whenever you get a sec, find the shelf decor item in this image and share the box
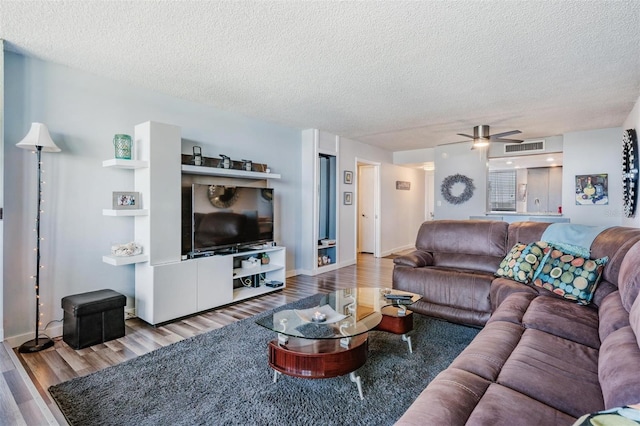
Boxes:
[112,191,141,210]
[16,122,61,353]
[113,134,132,160]
[111,242,143,257]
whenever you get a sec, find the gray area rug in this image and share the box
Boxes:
[49,294,479,425]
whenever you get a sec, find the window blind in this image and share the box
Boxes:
[489,170,516,211]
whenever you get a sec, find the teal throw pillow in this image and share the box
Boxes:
[495,241,549,284]
[532,245,608,305]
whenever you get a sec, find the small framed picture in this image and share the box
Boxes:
[112,191,141,210]
[344,170,353,184]
[344,192,353,205]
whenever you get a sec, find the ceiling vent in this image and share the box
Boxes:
[504,139,545,154]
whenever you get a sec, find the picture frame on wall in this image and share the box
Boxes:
[344,192,353,205]
[112,191,141,210]
[344,170,353,184]
[575,174,608,205]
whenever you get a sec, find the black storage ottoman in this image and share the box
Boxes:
[62,289,126,350]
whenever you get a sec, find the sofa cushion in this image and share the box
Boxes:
[618,240,640,312]
[394,368,491,426]
[393,266,493,314]
[490,278,539,311]
[449,321,524,382]
[507,221,552,248]
[497,328,603,418]
[522,296,600,349]
[466,384,577,426]
[495,241,549,284]
[532,246,608,305]
[415,219,508,259]
[599,326,640,409]
[599,291,631,343]
[591,227,640,289]
[392,250,434,268]
[487,291,537,325]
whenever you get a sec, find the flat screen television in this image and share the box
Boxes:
[183,184,274,256]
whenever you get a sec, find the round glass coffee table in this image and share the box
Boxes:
[255,287,422,399]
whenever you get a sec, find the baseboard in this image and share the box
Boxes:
[381,244,414,257]
[3,324,64,349]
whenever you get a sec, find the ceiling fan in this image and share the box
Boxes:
[457,125,523,148]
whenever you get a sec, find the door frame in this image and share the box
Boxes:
[355,158,381,258]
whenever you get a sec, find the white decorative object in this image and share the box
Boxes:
[241,257,260,269]
[111,242,143,257]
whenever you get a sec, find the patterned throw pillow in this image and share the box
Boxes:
[495,241,550,284]
[531,245,608,305]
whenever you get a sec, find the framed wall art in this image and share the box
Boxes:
[344,192,353,205]
[344,170,353,184]
[112,191,141,210]
[575,174,608,205]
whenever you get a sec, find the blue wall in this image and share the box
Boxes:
[3,52,302,340]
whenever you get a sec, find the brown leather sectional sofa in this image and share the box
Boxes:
[393,220,640,425]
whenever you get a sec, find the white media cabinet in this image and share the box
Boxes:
[108,121,285,325]
[135,246,286,325]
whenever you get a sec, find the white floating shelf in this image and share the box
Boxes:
[181,165,281,179]
[103,209,149,216]
[102,254,149,266]
[103,159,149,169]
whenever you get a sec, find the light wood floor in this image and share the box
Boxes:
[2,253,399,425]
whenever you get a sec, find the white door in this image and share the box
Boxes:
[425,170,435,221]
[358,166,375,253]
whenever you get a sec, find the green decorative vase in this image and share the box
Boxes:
[113,134,132,159]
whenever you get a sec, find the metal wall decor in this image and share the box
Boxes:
[208,185,239,208]
[441,174,475,205]
[622,128,638,217]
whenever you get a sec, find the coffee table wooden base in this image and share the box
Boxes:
[268,333,369,399]
[375,306,414,353]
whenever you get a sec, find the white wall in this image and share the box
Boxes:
[339,137,425,261]
[562,127,623,226]
[379,164,425,255]
[3,52,301,341]
[622,94,640,228]
[434,143,488,219]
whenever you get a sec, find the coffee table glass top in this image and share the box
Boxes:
[255,288,421,340]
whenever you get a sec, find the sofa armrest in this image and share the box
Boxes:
[393,250,434,268]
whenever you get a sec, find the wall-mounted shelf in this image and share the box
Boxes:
[103,159,149,169]
[181,164,281,179]
[103,209,149,216]
[102,254,149,266]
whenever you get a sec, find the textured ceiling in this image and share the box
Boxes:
[1,1,640,151]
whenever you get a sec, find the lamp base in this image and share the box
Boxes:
[18,337,55,353]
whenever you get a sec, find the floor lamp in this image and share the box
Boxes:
[16,123,61,353]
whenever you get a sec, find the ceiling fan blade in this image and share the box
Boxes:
[456,133,475,139]
[491,138,524,143]
[490,130,522,139]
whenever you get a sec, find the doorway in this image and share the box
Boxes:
[356,160,380,258]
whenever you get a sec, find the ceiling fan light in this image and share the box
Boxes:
[473,139,490,148]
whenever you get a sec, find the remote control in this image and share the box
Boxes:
[384,294,413,300]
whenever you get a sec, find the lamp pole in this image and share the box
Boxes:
[19,145,54,353]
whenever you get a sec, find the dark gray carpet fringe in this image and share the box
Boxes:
[49,295,479,426]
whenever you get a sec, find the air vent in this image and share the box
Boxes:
[504,139,545,154]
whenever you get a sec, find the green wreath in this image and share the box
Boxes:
[441,174,475,205]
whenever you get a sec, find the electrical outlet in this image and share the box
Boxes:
[124,307,137,320]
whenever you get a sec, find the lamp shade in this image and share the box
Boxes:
[16,123,61,152]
